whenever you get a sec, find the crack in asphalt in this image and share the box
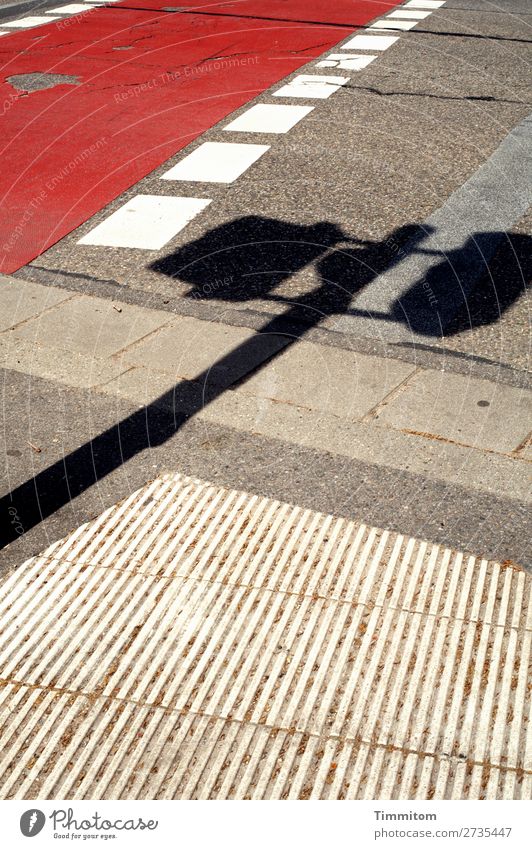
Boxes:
[343,82,531,106]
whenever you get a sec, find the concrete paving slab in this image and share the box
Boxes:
[120,316,288,385]
[376,369,532,453]
[0,335,127,388]
[11,293,171,358]
[14,260,532,390]
[0,274,72,331]
[1,366,529,574]
[197,385,531,502]
[93,357,532,504]
[238,340,416,418]
[3,687,517,800]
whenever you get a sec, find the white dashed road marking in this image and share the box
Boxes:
[161,142,270,184]
[388,9,432,17]
[316,53,377,71]
[60,1,445,260]
[370,19,420,30]
[46,4,96,13]
[3,15,61,27]
[273,74,349,99]
[405,0,444,8]
[224,103,314,134]
[77,195,212,249]
[342,34,400,51]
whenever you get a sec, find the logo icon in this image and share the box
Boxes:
[20,810,46,837]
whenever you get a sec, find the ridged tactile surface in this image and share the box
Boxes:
[0,472,530,799]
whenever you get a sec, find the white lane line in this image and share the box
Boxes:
[3,16,61,26]
[161,142,270,184]
[223,104,314,134]
[273,74,349,100]
[46,3,96,12]
[388,9,432,18]
[77,195,211,250]
[342,34,399,51]
[405,0,445,7]
[370,19,420,31]
[69,0,412,263]
[316,53,377,71]
[0,31,8,36]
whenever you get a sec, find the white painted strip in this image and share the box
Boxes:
[316,53,377,71]
[274,74,349,100]
[3,15,60,26]
[77,195,211,249]
[342,34,399,51]
[161,142,270,184]
[223,104,314,134]
[388,9,432,18]
[370,19,420,30]
[46,4,96,12]
[405,0,445,7]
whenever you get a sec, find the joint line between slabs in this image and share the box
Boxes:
[0,675,527,779]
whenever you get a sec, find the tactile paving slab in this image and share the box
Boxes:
[0,472,530,799]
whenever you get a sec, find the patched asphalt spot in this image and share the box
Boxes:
[6,73,81,93]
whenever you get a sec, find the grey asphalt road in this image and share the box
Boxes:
[0,0,56,16]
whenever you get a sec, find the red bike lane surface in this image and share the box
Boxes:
[0,1,395,272]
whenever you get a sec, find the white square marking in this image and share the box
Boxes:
[316,53,377,71]
[341,34,399,51]
[388,9,431,18]
[273,74,349,99]
[405,0,444,7]
[46,4,96,12]
[78,195,212,249]
[3,15,61,27]
[223,104,314,134]
[161,142,270,184]
[370,19,419,30]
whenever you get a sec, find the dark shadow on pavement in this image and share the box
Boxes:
[390,231,531,337]
[1,217,528,550]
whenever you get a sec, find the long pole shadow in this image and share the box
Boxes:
[0,302,339,547]
[0,217,397,548]
[2,217,527,549]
